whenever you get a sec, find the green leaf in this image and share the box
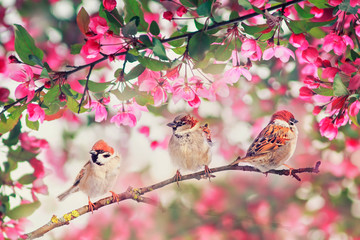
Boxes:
[29,55,43,67]
[152,38,168,60]
[288,18,337,34]
[150,21,160,36]
[138,56,171,71]
[202,63,226,74]
[135,93,153,106]
[122,20,137,37]
[67,96,87,113]
[71,44,83,55]
[40,68,50,79]
[7,201,41,220]
[333,77,349,96]
[124,0,148,32]
[339,0,359,14]
[139,35,153,47]
[294,4,315,19]
[125,52,138,63]
[3,121,21,147]
[188,32,211,61]
[237,0,252,10]
[124,64,146,81]
[212,43,233,61]
[350,50,360,61]
[44,85,60,105]
[99,5,123,35]
[180,0,198,7]
[197,1,212,16]
[0,105,26,135]
[14,24,44,66]
[308,0,329,8]
[111,88,138,101]
[308,27,326,39]
[76,7,90,35]
[18,174,36,185]
[78,80,112,92]
[8,147,37,162]
[241,23,268,35]
[172,46,187,55]
[252,6,264,16]
[312,87,334,96]
[168,30,186,47]
[25,115,39,131]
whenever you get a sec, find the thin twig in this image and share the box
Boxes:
[24,161,321,239]
[78,64,94,113]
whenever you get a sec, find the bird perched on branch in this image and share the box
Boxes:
[57,139,121,212]
[230,110,298,174]
[167,114,213,183]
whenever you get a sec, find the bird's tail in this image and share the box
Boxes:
[229,154,269,166]
[57,186,79,201]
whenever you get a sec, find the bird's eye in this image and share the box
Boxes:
[103,153,111,158]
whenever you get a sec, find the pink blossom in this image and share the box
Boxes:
[110,100,148,127]
[103,0,116,11]
[240,39,262,61]
[301,47,318,63]
[319,117,338,140]
[88,16,109,37]
[334,112,349,127]
[198,79,230,101]
[249,0,266,8]
[45,148,67,181]
[224,66,252,83]
[303,75,320,89]
[349,74,360,90]
[27,103,45,123]
[328,0,343,6]
[310,6,323,18]
[323,33,354,55]
[176,6,187,17]
[289,33,308,50]
[350,0,360,6]
[150,137,168,150]
[31,178,48,200]
[81,40,101,58]
[139,76,171,106]
[163,11,173,21]
[9,65,36,103]
[263,45,295,63]
[313,106,323,115]
[322,67,339,81]
[299,86,315,101]
[356,25,360,37]
[340,62,357,75]
[90,97,109,122]
[0,220,26,240]
[19,133,49,153]
[138,126,150,137]
[29,158,45,179]
[0,87,9,102]
[172,77,202,107]
[195,186,226,216]
[349,100,360,116]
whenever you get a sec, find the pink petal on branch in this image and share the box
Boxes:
[319,117,338,140]
[349,100,360,116]
[349,74,360,90]
[111,112,137,127]
[27,103,45,123]
[302,47,318,63]
[176,6,187,17]
[163,11,173,21]
[103,0,116,11]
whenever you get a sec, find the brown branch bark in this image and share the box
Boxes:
[24,161,321,239]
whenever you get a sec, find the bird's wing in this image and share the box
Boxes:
[73,161,90,186]
[246,124,291,156]
[201,123,212,144]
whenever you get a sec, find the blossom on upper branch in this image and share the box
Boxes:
[323,33,354,56]
[9,65,36,103]
[89,97,109,122]
[139,74,171,106]
[103,0,116,11]
[240,39,262,61]
[27,103,45,123]
[263,45,295,63]
[19,133,49,153]
[172,77,203,108]
[110,99,148,127]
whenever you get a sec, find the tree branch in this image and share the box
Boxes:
[24,161,321,239]
[1,0,305,115]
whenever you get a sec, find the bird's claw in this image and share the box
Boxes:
[110,191,120,203]
[174,170,182,187]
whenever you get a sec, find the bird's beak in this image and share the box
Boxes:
[90,150,96,155]
[167,122,176,128]
[293,119,299,124]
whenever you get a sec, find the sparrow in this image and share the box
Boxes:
[167,114,213,184]
[230,110,298,174]
[57,139,121,212]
